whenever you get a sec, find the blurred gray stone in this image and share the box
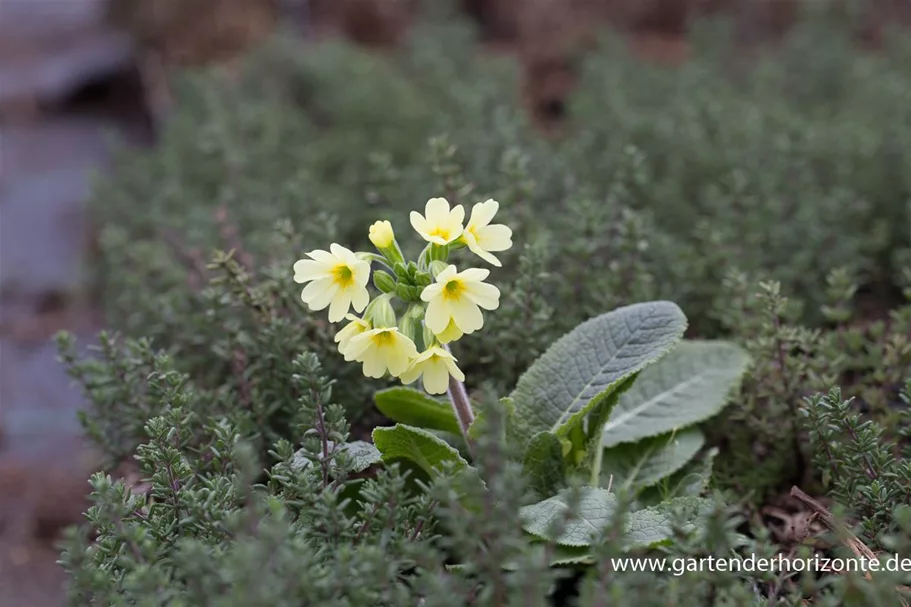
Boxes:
[0,118,129,297]
[0,0,134,108]
[0,337,89,452]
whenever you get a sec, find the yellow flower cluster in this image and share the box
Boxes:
[293,197,512,394]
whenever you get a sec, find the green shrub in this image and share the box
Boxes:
[59,5,911,605]
[57,343,911,605]
[89,11,910,411]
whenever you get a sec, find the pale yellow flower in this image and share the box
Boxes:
[421,265,500,337]
[293,243,371,323]
[399,346,465,395]
[435,319,464,345]
[410,198,465,245]
[334,314,372,361]
[369,220,395,249]
[345,327,419,378]
[459,198,513,267]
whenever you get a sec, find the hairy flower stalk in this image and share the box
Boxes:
[442,342,476,451]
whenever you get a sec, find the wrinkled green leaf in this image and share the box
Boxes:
[372,424,469,478]
[600,428,705,491]
[624,496,713,549]
[340,440,383,472]
[602,340,750,448]
[522,432,567,499]
[637,447,718,507]
[290,440,381,473]
[509,301,687,449]
[374,387,461,435]
[521,487,618,547]
[578,375,638,478]
[550,545,595,566]
[468,397,515,441]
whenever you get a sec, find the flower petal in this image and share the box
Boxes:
[421,283,445,302]
[327,291,351,323]
[444,356,465,382]
[437,265,459,282]
[346,332,374,360]
[410,211,429,236]
[477,224,513,252]
[293,259,331,283]
[436,320,463,344]
[399,363,422,385]
[385,351,412,377]
[467,199,498,229]
[423,361,450,395]
[352,260,371,286]
[350,285,370,313]
[306,249,335,264]
[424,197,451,223]
[427,234,451,246]
[424,298,451,333]
[468,245,502,267]
[457,268,490,283]
[451,298,484,333]
[463,281,500,310]
[329,243,350,261]
[450,204,465,227]
[301,279,336,310]
[361,349,387,378]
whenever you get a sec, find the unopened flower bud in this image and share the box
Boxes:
[364,294,397,328]
[373,270,397,294]
[369,220,394,248]
[395,283,423,302]
[368,220,405,264]
[422,322,436,350]
[393,262,410,281]
[398,307,420,343]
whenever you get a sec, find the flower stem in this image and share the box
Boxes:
[443,344,475,456]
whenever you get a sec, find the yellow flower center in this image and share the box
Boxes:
[428,227,451,240]
[371,330,395,346]
[333,264,354,287]
[443,279,463,300]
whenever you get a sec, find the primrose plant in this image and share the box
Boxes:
[293,197,750,565]
[293,197,511,441]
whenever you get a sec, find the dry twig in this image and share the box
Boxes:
[790,486,911,607]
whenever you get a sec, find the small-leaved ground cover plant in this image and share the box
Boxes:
[54,4,911,605]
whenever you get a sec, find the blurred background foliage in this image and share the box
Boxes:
[82,0,911,498]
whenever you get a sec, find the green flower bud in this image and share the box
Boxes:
[398,305,424,343]
[395,283,421,302]
[428,243,449,262]
[368,220,405,265]
[422,322,437,350]
[372,270,397,294]
[393,262,409,281]
[366,293,397,328]
[418,244,449,271]
[414,270,433,287]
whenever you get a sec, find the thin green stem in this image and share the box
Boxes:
[359,252,393,272]
[590,434,605,487]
